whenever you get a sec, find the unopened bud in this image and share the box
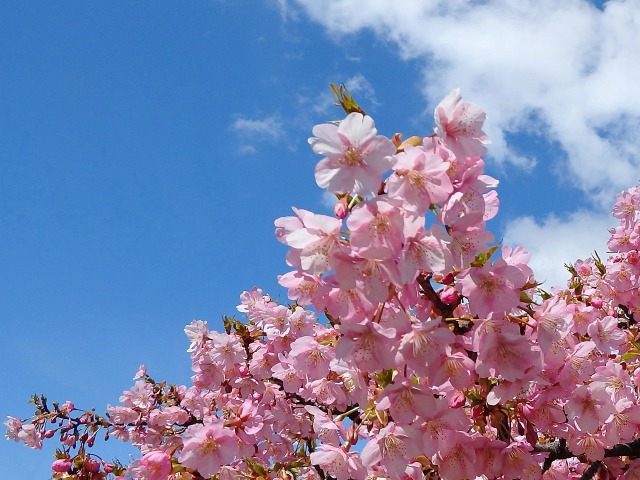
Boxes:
[51,458,72,473]
[84,458,100,473]
[448,391,466,408]
[590,296,603,309]
[334,196,348,220]
[440,285,459,304]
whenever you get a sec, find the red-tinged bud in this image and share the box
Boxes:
[43,429,56,438]
[103,463,114,473]
[84,458,100,473]
[448,391,466,408]
[440,285,459,304]
[52,459,72,473]
[87,433,96,447]
[470,405,484,419]
[443,273,455,284]
[525,422,538,446]
[334,196,348,219]
[346,423,359,445]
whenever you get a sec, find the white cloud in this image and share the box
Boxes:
[268,0,298,21]
[291,0,640,207]
[237,144,257,155]
[344,74,379,108]
[231,116,283,139]
[230,115,285,155]
[502,210,613,289]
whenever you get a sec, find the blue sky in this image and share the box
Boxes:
[2,0,638,477]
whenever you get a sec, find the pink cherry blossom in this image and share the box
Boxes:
[275,207,342,274]
[310,112,395,196]
[346,197,406,260]
[587,315,626,354]
[137,450,172,480]
[335,321,397,372]
[360,423,421,477]
[386,145,453,214]
[457,258,527,317]
[564,384,616,433]
[310,444,365,480]
[434,88,490,159]
[178,421,240,477]
[287,336,334,380]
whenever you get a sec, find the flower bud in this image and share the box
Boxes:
[84,458,100,473]
[62,434,76,447]
[51,459,71,473]
[448,391,466,408]
[334,196,348,220]
[439,285,459,304]
[590,296,603,309]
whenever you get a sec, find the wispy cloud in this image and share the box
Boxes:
[231,115,283,139]
[345,74,379,108]
[230,115,285,154]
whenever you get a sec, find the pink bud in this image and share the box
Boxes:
[43,429,55,439]
[61,401,74,413]
[440,285,459,304]
[51,459,72,473]
[103,463,114,473]
[62,434,76,447]
[590,296,603,309]
[334,197,348,219]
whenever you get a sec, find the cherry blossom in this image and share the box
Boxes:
[434,88,490,159]
[11,85,640,480]
[311,112,395,196]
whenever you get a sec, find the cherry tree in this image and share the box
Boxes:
[8,84,640,480]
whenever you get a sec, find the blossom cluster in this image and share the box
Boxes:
[8,85,640,480]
